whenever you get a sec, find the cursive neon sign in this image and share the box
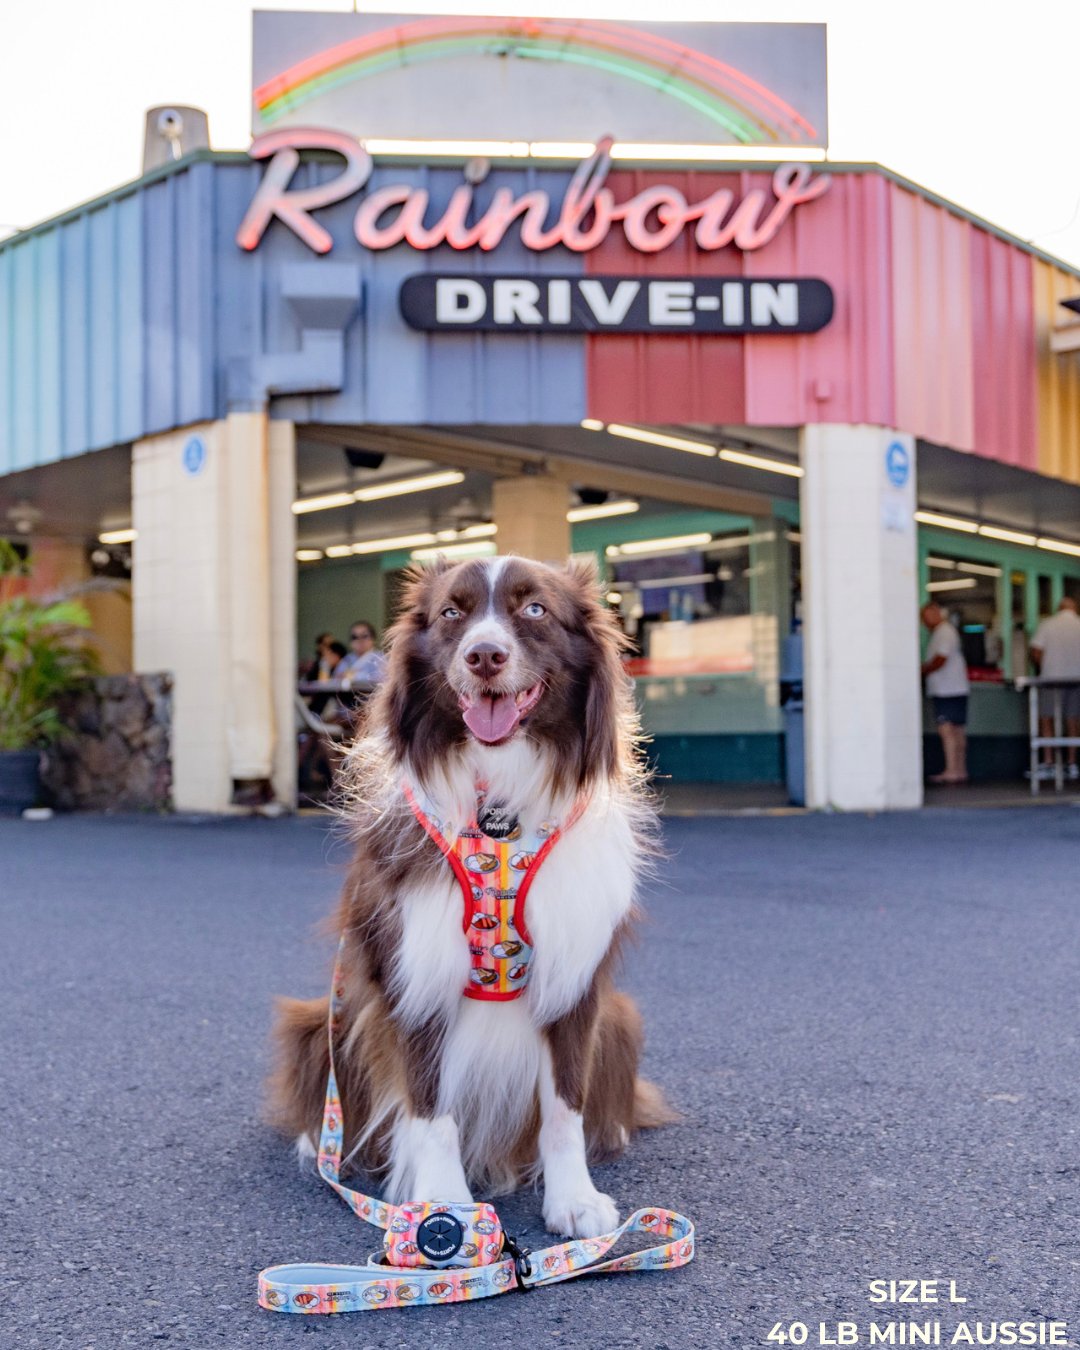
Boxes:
[236,129,830,257]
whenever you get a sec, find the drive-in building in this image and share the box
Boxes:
[3,14,1080,812]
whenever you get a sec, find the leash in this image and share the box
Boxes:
[259,942,695,1313]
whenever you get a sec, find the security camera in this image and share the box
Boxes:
[464,157,491,186]
[157,108,184,137]
[157,108,185,160]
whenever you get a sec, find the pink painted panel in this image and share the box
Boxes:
[743,171,895,427]
[969,229,1037,469]
[889,184,975,451]
[586,169,747,426]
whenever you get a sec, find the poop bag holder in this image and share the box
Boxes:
[258,939,695,1313]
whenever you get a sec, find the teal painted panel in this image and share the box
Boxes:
[921,686,1027,737]
[649,733,784,784]
[636,673,782,736]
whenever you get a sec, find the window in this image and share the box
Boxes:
[925,554,1002,674]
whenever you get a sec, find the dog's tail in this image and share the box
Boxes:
[633,1076,679,1129]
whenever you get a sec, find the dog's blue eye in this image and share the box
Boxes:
[523,602,546,619]
[441,607,461,620]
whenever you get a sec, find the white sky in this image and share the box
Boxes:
[4,0,1080,270]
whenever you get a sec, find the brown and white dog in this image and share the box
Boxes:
[271,554,672,1238]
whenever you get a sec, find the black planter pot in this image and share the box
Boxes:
[0,748,42,815]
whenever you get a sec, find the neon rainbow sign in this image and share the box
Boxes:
[254,16,819,146]
[236,131,831,257]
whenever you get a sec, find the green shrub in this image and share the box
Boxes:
[0,541,99,751]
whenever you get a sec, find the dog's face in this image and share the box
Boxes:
[377,555,631,790]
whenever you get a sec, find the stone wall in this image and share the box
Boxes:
[41,673,172,811]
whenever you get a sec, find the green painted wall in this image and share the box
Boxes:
[296,557,387,662]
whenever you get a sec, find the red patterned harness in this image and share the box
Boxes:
[404,783,582,1002]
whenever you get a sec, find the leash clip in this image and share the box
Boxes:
[502,1233,533,1288]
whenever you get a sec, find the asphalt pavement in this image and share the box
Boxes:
[3,806,1080,1348]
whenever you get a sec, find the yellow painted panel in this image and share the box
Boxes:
[1034,258,1080,484]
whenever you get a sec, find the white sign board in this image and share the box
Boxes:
[252,12,828,149]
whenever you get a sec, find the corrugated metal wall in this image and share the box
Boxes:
[213,158,586,427]
[3,153,1080,484]
[1033,257,1080,484]
[0,191,145,471]
[585,170,899,429]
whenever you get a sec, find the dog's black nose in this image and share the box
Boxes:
[465,641,509,680]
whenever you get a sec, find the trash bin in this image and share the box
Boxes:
[780,630,805,807]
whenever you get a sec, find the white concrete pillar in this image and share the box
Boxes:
[492,475,570,561]
[799,425,922,810]
[133,415,296,812]
[268,420,298,808]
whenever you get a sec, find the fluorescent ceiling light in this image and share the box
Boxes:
[605,424,717,457]
[926,556,958,569]
[411,540,498,561]
[926,578,978,592]
[292,491,354,515]
[353,470,464,502]
[294,472,466,514]
[460,523,498,538]
[637,573,714,588]
[608,533,712,557]
[98,528,137,545]
[325,544,353,558]
[956,561,1003,577]
[567,500,640,523]
[978,524,1037,546]
[352,532,437,555]
[718,447,803,478]
[1037,537,1080,557]
[914,511,979,534]
[580,418,605,432]
[295,549,324,562]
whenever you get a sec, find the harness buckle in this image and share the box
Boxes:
[502,1233,533,1289]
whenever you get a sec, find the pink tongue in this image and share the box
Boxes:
[463,694,522,744]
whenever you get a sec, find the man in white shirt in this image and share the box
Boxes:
[1030,597,1080,779]
[920,602,970,784]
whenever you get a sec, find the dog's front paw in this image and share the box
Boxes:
[543,1187,619,1238]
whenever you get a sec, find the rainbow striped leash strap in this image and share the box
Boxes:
[257,941,695,1313]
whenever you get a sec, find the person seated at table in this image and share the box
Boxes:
[301,631,340,718]
[306,639,346,716]
[336,620,388,686]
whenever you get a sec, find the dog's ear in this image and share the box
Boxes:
[562,552,601,592]
[390,558,454,630]
[559,553,634,785]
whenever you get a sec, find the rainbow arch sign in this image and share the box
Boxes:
[252,13,827,149]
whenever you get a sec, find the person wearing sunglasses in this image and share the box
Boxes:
[337,620,388,687]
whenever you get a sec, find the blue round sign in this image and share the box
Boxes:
[885,440,909,488]
[182,435,207,477]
